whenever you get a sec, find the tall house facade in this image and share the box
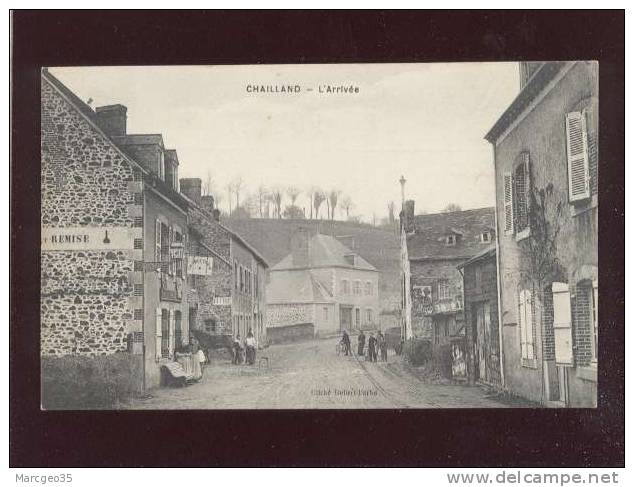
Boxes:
[486,61,598,407]
[400,202,496,375]
[181,178,269,347]
[267,229,380,338]
[41,69,190,391]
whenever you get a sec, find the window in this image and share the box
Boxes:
[353,280,361,295]
[437,280,450,300]
[513,153,531,234]
[518,289,535,362]
[344,254,355,266]
[155,219,162,263]
[365,281,373,296]
[158,151,165,181]
[234,262,238,290]
[503,172,514,234]
[323,307,329,322]
[341,279,349,295]
[566,111,591,202]
[161,309,170,358]
[355,308,360,328]
[481,231,492,243]
[445,234,456,246]
[366,309,373,324]
[174,311,182,350]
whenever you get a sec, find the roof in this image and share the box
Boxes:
[485,62,570,143]
[272,233,377,271]
[457,244,496,269]
[111,134,164,147]
[267,271,334,305]
[405,207,495,261]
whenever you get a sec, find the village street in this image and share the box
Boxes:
[125,338,521,409]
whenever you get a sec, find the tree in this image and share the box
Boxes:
[270,187,283,219]
[442,203,462,213]
[232,175,244,209]
[287,186,301,206]
[387,201,396,224]
[341,196,354,219]
[231,205,251,220]
[282,205,304,219]
[256,184,268,218]
[313,189,326,219]
[328,189,341,220]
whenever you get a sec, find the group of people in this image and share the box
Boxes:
[340,329,388,362]
[232,330,258,366]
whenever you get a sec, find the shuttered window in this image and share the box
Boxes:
[552,282,574,366]
[155,308,163,361]
[503,172,514,235]
[518,289,535,361]
[566,111,591,202]
[514,153,531,233]
[155,219,161,263]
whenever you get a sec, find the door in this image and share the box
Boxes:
[340,306,352,332]
[475,304,487,381]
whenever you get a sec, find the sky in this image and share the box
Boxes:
[51,64,519,222]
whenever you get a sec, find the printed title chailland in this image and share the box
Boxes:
[246,84,360,94]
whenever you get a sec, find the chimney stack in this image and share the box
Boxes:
[201,195,215,215]
[290,227,311,267]
[95,104,127,137]
[180,178,202,205]
[212,209,220,222]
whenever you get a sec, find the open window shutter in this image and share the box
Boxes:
[518,291,526,359]
[155,308,162,360]
[552,282,574,366]
[566,111,591,202]
[155,220,161,262]
[168,309,175,356]
[503,172,514,235]
[525,290,534,359]
[522,152,531,217]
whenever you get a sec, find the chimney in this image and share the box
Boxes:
[212,209,220,222]
[180,178,202,205]
[290,227,311,267]
[95,104,127,136]
[401,199,415,233]
[201,195,215,215]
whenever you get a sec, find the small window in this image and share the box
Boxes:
[344,254,355,266]
[353,280,361,295]
[355,308,360,328]
[341,279,349,295]
[481,231,491,243]
[437,280,450,300]
[323,307,329,322]
[366,309,373,324]
[365,281,373,296]
[445,235,456,246]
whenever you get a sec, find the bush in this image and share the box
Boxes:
[41,353,143,410]
[403,338,432,366]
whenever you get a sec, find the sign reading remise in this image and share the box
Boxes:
[41,227,138,251]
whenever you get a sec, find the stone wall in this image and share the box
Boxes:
[41,75,138,357]
[267,303,312,328]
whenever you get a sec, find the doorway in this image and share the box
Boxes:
[340,306,352,332]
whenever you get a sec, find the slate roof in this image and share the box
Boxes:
[406,207,496,261]
[267,271,334,304]
[272,233,377,271]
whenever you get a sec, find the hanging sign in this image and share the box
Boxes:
[188,255,214,276]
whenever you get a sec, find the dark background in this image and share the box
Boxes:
[10,10,625,467]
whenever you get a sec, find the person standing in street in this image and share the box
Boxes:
[378,331,388,362]
[245,329,257,365]
[232,334,243,365]
[367,333,377,362]
[342,330,351,356]
[357,330,366,356]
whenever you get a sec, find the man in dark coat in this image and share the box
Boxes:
[378,331,388,362]
[341,330,351,356]
[367,333,377,362]
[357,330,366,356]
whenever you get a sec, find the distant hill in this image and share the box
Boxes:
[224,218,401,316]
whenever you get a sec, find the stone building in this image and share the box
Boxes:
[266,229,380,339]
[180,178,269,347]
[41,69,190,393]
[400,202,496,377]
[458,246,502,387]
[485,61,598,407]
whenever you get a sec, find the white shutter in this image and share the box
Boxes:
[566,111,591,202]
[168,309,175,356]
[503,172,514,235]
[168,226,174,275]
[525,290,534,360]
[552,282,574,366]
[518,291,526,359]
[155,308,163,360]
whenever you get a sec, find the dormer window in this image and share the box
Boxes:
[344,254,355,266]
[445,234,457,246]
[481,231,492,243]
